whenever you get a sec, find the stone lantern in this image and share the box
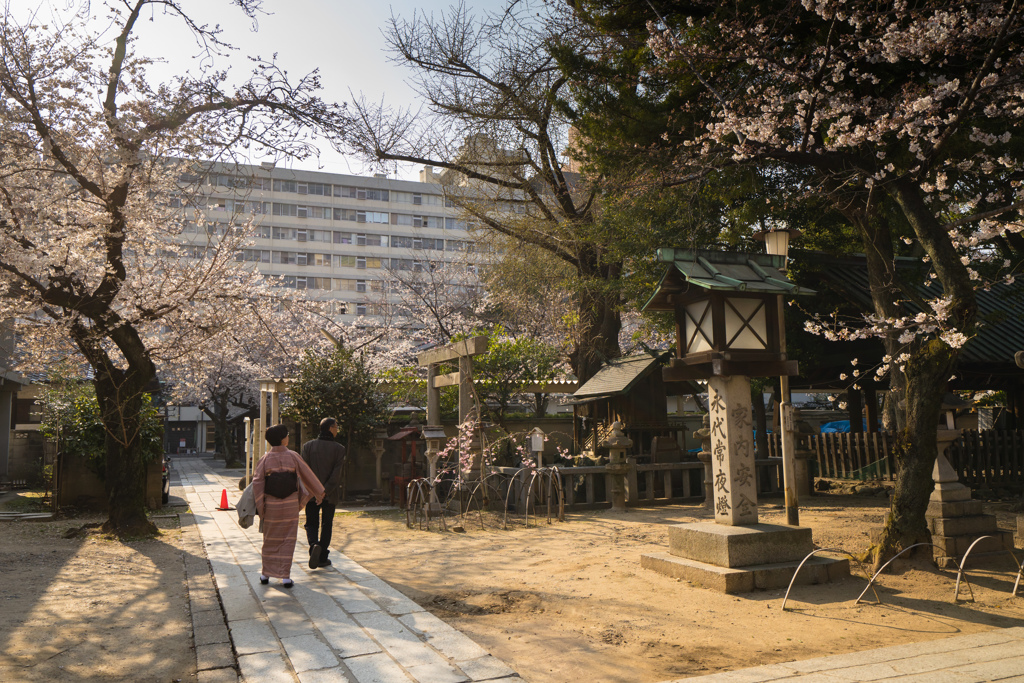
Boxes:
[422,425,448,515]
[642,248,810,525]
[640,248,848,593]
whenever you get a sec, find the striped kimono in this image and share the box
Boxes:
[252,446,325,579]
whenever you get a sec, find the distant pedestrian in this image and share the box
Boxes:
[301,417,347,569]
[252,424,324,587]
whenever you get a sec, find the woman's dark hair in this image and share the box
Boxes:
[265,424,289,447]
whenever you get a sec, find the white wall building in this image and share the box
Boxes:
[178,162,483,323]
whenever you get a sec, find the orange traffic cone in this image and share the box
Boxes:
[217,488,231,511]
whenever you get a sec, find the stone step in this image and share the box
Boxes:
[932,530,1015,558]
[927,499,984,518]
[929,514,998,537]
[642,551,849,594]
[667,522,813,568]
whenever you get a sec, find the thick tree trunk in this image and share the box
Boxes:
[873,339,958,567]
[94,369,158,537]
[533,392,549,418]
[570,259,622,384]
[868,180,977,567]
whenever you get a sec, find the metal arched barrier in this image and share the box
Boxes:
[501,466,565,529]
[953,535,1024,601]
[855,543,971,604]
[781,548,877,611]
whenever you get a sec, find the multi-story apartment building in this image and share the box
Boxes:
[177,162,483,323]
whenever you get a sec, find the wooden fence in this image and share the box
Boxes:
[948,429,1024,488]
[492,458,783,513]
[761,428,1024,487]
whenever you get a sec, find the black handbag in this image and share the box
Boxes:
[264,470,298,499]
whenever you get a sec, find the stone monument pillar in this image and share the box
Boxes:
[708,375,758,524]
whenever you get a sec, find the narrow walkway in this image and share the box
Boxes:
[176,456,519,683]
[672,628,1024,682]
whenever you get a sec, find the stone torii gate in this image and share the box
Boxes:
[417,336,488,490]
[417,335,488,426]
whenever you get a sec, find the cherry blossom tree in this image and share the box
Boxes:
[0,1,348,535]
[565,0,1024,562]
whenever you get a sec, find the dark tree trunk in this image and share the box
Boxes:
[867,180,977,567]
[873,339,958,567]
[570,257,622,384]
[92,360,158,537]
[533,392,549,418]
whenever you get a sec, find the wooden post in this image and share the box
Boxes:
[426,363,440,426]
[864,384,878,433]
[847,389,863,433]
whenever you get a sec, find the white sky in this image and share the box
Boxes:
[7,0,507,179]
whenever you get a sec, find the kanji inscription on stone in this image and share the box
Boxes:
[707,374,759,525]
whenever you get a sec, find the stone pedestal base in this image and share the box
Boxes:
[925,483,1014,568]
[642,522,849,594]
[926,505,1015,568]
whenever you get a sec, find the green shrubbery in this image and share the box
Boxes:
[39,370,163,481]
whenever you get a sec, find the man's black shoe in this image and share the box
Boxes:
[309,544,322,569]
[319,558,332,567]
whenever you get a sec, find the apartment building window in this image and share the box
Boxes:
[169,196,182,208]
[273,203,298,217]
[334,255,356,267]
[272,227,296,240]
[297,206,308,218]
[333,231,352,244]
[356,303,367,316]
[238,249,270,262]
[281,275,296,288]
[392,213,413,226]
[334,302,348,315]
[311,253,330,267]
[356,211,389,224]
[370,280,384,292]
[413,215,442,228]
[356,234,383,247]
[254,226,271,239]
[356,280,367,293]
[273,180,297,193]
[355,257,382,270]
[272,251,297,264]
[297,229,307,242]
[412,193,422,205]
[391,236,413,248]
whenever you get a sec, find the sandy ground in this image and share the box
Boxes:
[332,494,1024,683]
[1,486,1021,683]
[0,506,195,683]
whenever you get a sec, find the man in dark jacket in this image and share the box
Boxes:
[300,417,347,568]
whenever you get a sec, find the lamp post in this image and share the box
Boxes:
[528,427,546,468]
[755,226,802,526]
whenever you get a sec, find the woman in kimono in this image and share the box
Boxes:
[252,424,325,587]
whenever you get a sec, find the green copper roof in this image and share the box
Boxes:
[642,248,815,311]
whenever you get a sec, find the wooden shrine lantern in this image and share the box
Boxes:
[641,248,814,381]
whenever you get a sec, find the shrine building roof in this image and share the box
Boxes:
[573,354,663,402]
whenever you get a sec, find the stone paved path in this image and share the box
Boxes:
[673,626,1024,682]
[175,456,519,683]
